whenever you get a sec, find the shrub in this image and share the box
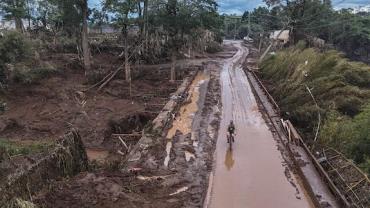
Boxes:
[0,31,57,86]
[0,31,32,65]
[0,31,34,86]
[206,41,222,53]
[261,44,370,174]
[12,63,56,84]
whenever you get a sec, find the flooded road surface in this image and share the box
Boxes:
[208,41,313,208]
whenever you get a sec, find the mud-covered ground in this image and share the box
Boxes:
[0,53,186,147]
[0,51,196,204]
[29,46,236,208]
[0,43,237,207]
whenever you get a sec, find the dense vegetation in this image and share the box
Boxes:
[260,43,370,174]
[252,0,370,175]
[223,0,370,63]
[0,0,223,86]
[0,31,56,87]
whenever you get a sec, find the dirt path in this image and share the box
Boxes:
[207,41,314,208]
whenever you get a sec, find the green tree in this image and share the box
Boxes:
[104,0,137,81]
[90,8,109,33]
[0,0,27,32]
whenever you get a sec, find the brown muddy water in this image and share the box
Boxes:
[207,41,314,208]
[86,148,109,162]
[164,71,210,167]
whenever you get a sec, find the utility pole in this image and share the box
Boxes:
[234,20,237,40]
[230,16,241,40]
[259,20,290,62]
[258,33,262,52]
[248,12,251,37]
[305,84,321,150]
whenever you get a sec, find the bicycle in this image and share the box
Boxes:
[227,132,235,150]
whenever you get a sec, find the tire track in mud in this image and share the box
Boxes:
[207,41,314,208]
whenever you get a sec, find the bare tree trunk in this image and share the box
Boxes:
[15,17,24,32]
[258,36,262,53]
[125,37,131,82]
[26,0,31,29]
[82,0,91,72]
[170,52,176,82]
[137,1,143,35]
[143,0,149,52]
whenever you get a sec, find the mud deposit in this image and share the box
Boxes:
[0,72,176,147]
[30,61,221,208]
[0,49,208,207]
[164,71,209,167]
[0,44,245,207]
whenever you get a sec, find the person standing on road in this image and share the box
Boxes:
[227,120,235,143]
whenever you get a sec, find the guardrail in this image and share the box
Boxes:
[320,149,370,208]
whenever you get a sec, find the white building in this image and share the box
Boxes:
[352,5,370,13]
[270,30,290,44]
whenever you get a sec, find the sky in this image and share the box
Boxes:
[88,0,370,15]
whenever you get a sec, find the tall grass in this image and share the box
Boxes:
[0,139,54,159]
[261,43,370,174]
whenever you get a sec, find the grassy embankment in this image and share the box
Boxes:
[260,42,370,174]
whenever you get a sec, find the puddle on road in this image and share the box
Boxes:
[164,71,209,167]
[164,141,172,167]
[224,148,235,171]
[166,71,209,139]
[86,148,109,162]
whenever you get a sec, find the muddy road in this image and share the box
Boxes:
[1,41,320,208]
[207,41,314,208]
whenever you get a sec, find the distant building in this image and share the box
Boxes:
[351,5,370,14]
[270,30,290,44]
